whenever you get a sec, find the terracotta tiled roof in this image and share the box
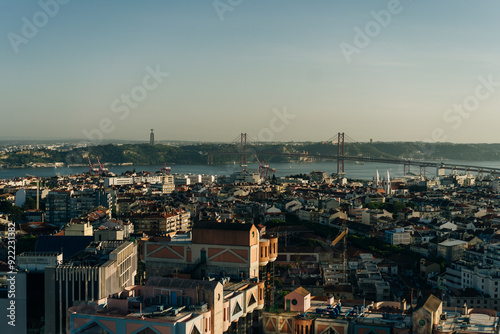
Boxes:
[294,286,310,297]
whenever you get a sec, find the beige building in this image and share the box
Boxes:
[150,175,175,194]
[129,209,191,234]
[297,208,324,224]
[437,239,467,263]
[64,220,93,236]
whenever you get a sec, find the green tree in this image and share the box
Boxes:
[22,197,37,211]
[0,200,23,223]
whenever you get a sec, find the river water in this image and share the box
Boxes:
[2,160,500,181]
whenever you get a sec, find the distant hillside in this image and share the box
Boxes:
[2,142,500,166]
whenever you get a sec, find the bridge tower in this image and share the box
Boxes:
[419,166,426,178]
[337,132,345,174]
[404,160,411,175]
[240,133,247,171]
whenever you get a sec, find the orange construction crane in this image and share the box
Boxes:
[331,225,348,284]
[331,228,348,247]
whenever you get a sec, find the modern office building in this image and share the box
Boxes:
[44,241,138,334]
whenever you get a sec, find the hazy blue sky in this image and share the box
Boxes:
[1,1,500,143]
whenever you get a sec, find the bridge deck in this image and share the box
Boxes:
[208,151,500,173]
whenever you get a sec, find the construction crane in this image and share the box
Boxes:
[330,228,348,247]
[331,224,348,284]
[161,164,171,174]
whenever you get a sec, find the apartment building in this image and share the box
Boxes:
[45,190,71,227]
[446,261,500,301]
[129,209,191,235]
[384,228,412,245]
[437,239,468,263]
[45,189,108,227]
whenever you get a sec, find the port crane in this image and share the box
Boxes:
[161,163,171,174]
[88,156,108,175]
[88,156,100,175]
[96,156,108,173]
[254,154,276,180]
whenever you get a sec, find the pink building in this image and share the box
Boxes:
[285,287,311,312]
[68,277,265,334]
[145,221,278,281]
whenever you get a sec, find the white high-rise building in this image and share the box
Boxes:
[384,170,392,195]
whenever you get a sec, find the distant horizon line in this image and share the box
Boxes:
[3,138,500,145]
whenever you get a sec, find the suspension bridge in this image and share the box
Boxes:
[205,133,500,177]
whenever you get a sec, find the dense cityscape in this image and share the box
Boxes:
[4,1,500,333]
[1,138,500,333]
